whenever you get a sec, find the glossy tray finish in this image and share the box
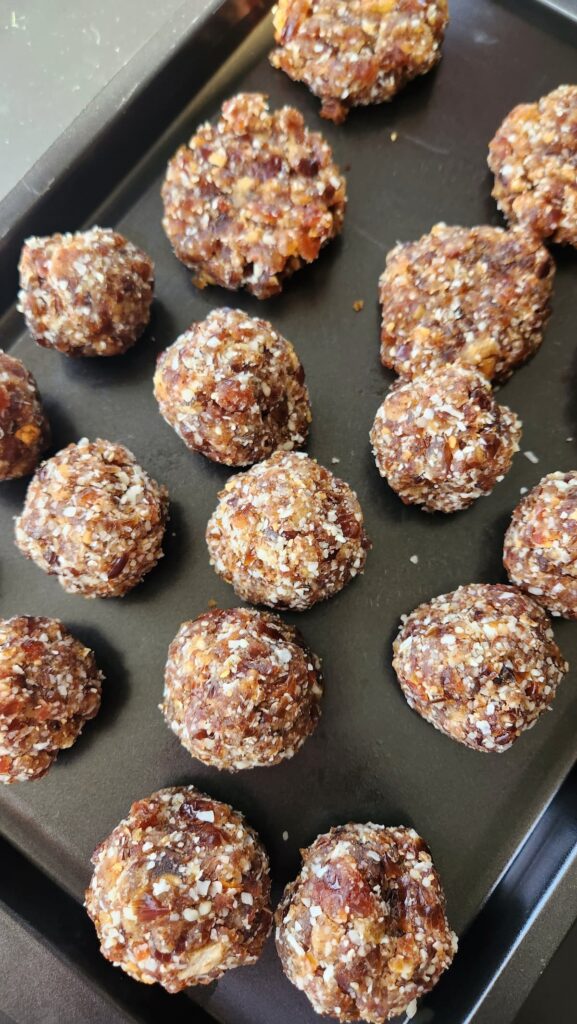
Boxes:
[1,2,577,1022]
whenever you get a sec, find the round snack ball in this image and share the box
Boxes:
[15,438,168,598]
[275,823,457,1023]
[162,607,323,771]
[154,308,311,467]
[206,451,370,610]
[18,227,154,356]
[0,616,102,784]
[0,350,50,480]
[85,786,272,992]
[370,365,522,513]
[161,92,346,299]
[393,583,567,752]
[379,223,554,381]
[504,471,577,618]
[489,85,577,247]
[270,0,449,124]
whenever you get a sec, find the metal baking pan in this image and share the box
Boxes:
[1,1,577,1022]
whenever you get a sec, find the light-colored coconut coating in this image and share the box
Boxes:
[270,0,449,124]
[504,471,577,618]
[393,583,567,752]
[489,85,577,248]
[0,616,102,784]
[18,227,154,357]
[85,786,272,992]
[379,223,554,381]
[206,452,370,610]
[15,438,168,598]
[370,365,522,513]
[161,92,346,299]
[275,823,457,1023]
[162,607,323,771]
[154,308,311,467]
[0,350,50,480]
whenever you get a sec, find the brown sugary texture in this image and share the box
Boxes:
[275,823,457,1022]
[370,365,522,513]
[154,308,311,467]
[504,471,577,619]
[0,350,50,480]
[15,438,168,598]
[393,583,567,752]
[0,616,102,783]
[489,85,577,247]
[162,607,323,771]
[379,223,554,381]
[18,227,154,357]
[161,93,346,298]
[270,0,448,124]
[85,786,272,992]
[206,451,370,610]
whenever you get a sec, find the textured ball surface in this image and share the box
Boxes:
[0,350,50,480]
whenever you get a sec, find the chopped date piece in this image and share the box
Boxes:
[270,0,449,124]
[0,350,50,480]
[161,93,346,298]
[162,607,323,771]
[275,823,457,1022]
[393,583,567,751]
[206,451,370,610]
[85,785,272,992]
[0,616,102,783]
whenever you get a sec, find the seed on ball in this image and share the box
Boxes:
[0,350,50,480]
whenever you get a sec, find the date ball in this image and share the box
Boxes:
[379,223,554,381]
[489,85,577,248]
[15,438,168,598]
[161,92,346,299]
[370,365,522,513]
[85,785,272,992]
[504,471,577,618]
[275,823,457,1023]
[270,0,449,124]
[206,452,370,610]
[154,308,311,467]
[393,583,567,752]
[0,616,102,784]
[162,607,322,771]
[18,227,154,356]
[0,350,50,480]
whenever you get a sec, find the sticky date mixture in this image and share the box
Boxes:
[379,223,554,381]
[275,823,457,1023]
[86,786,272,991]
[161,93,346,298]
[0,616,102,784]
[393,583,567,752]
[0,350,50,480]
[162,607,323,771]
[270,0,449,124]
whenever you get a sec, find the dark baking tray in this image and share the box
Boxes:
[1,1,577,1022]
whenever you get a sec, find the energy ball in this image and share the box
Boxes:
[379,223,554,381]
[370,365,522,513]
[0,616,102,784]
[275,823,457,1023]
[18,227,154,356]
[504,471,577,618]
[154,308,311,467]
[270,0,449,124]
[161,92,346,299]
[15,438,168,598]
[393,583,567,752]
[162,607,323,771]
[206,451,370,610]
[0,350,50,480]
[85,786,272,992]
[489,85,577,248]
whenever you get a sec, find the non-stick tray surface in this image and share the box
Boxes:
[1,2,577,1022]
